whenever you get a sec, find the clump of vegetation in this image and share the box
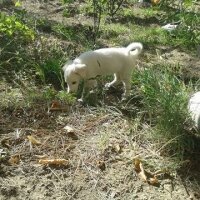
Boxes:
[159,0,200,48]
[0,13,35,40]
[134,65,195,156]
[35,58,64,89]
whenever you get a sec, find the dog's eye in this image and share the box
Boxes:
[72,81,77,85]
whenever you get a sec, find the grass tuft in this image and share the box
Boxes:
[133,65,196,157]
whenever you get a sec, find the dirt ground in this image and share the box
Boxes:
[0,0,200,200]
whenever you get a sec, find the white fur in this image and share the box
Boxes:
[63,42,143,98]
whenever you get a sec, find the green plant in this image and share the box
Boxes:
[89,0,103,46]
[35,58,64,89]
[159,0,200,48]
[56,90,76,104]
[0,12,36,77]
[62,0,73,3]
[42,86,57,101]
[134,65,194,156]
[106,0,125,18]
[0,13,35,40]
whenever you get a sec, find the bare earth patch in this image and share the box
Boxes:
[1,102,200,200]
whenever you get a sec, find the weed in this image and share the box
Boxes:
[0,13,35,40]
[35,58,64,89]
[56,90,76,104]
[134,65,195,156]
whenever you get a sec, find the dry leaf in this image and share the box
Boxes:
[63,126,78,140]
[133,157,147,182]
[149,176,159,185]
[96,160,106,171]
[134,157,141,172]
[133,157,160,185]
[27,135,41,145]
[51,100,61,108]
[151,0,160,5]
[138,162,148,182]
[49,101,68,112]
[8,155,20,165]
[38,158,69,166]
[113,143,122,153]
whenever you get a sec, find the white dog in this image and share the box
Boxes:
[63,42,143,99]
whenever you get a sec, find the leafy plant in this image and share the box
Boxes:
[56,90,76,104]
[0,13,35,40]
[90,0,126,44]
[106,0,125,19]
[62,0,74,3]
[159,0,200,48]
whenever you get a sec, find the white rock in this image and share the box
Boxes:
[161,24,178,31]
[188,92,200,129]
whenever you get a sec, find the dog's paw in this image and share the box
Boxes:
[89,90,95,94]
[77,98,84,103]
[121,92,130,101]
[105,82,112,89]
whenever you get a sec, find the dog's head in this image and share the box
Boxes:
[63,61,86,93]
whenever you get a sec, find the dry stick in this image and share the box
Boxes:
[79,147,100,188]
[109,0,125,18]
[156,135,183,154]
[48,167,71,198]
[68,186,83,200]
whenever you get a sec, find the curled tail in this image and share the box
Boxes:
[126,42,143,56]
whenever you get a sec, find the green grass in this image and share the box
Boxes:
[35,58,64,89]
[133,65,196,157]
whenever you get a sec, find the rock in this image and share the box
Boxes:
[188,92,200,129]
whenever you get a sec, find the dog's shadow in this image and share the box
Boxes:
[79,84,143,118]
[79,86,122,106]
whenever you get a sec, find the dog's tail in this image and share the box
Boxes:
[126,42,143,56]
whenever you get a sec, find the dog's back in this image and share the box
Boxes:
[75,43,142,76]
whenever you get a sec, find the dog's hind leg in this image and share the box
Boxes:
[122,79,131,98]
[84,79,97,94]
[85,79,98,89]
[105,73,121,88]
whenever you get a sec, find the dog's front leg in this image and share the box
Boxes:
[78,79,97,102]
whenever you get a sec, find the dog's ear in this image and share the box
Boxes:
[62,60,73,71]
[74,63,86,78]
